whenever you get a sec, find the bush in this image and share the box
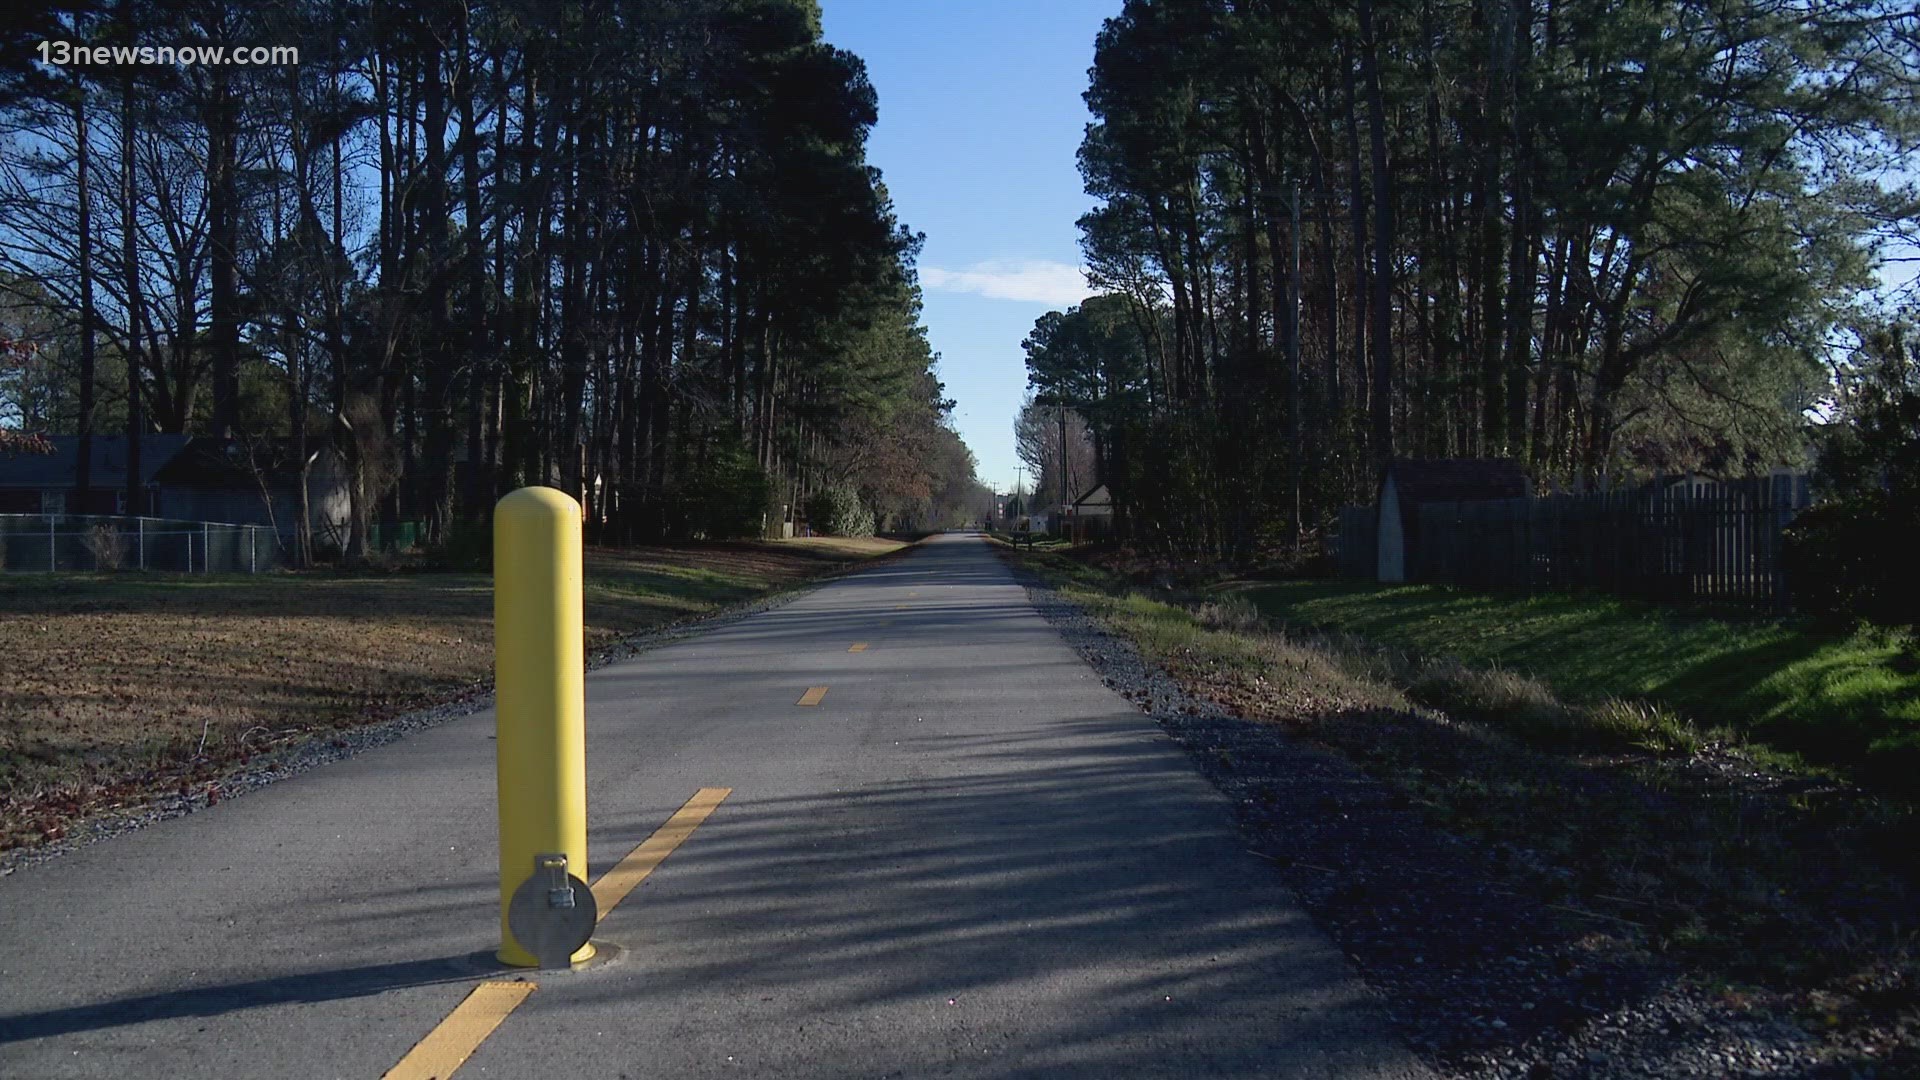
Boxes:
[1195,595,1262,632]
[670,440,771,539]
[1792,314,1919,632]
[427,521,493,571]
[1781,495,1918,631]
[83,523,127,570]
[804,485,874,538]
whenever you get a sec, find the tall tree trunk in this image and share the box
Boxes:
[460,25,490,523]
[1502,0,1538,456]
[1471,0,1508,454]
[1358,0,1396,460]
[419,23,458,544]
[1341,55,1371,431]
[207,65,240,438]
[72,78,97,508]
[120,35,144,516]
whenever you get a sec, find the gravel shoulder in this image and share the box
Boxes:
[1006,555,1914,1079]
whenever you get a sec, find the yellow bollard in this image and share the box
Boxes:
[493,486,594,967]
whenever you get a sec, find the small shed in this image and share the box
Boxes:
[1066,484,1113,542]
[1376,458,1529,583]
[1071,484,1113,518]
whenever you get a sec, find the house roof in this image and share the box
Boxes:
[1382,458,1529,504]
[1073,484,1111,508]
[0,434,191,489]
[150,437,329,487]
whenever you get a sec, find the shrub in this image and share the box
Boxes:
[1791,314,1920,632]
[1195,594,1262,632]
[428,521,493,571]
[82,523,127,570]
[805,485,874,538]
[671,440,771,539]
[1781,495,1918,631]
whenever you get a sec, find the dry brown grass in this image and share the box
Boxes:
[0,537,904,848]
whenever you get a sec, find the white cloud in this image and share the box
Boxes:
[919,259,1092,307]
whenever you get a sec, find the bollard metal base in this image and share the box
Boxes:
[459,939,625,979]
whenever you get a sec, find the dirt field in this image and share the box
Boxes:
[0,537,903,849]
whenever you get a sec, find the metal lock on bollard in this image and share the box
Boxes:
[506,852,596,969]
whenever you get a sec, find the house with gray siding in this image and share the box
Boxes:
[0,434,189,515]
[151,438,351,544]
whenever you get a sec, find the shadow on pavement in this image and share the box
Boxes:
[0,954,491,1044]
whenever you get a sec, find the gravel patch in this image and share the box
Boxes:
[1012,564,1903,1079]
[0,583,820,877]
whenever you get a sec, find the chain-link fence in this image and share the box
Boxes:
[0,514,283,573]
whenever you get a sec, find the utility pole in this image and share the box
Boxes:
[1289,179,1303,555]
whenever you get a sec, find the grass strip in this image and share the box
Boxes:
[1003,545,1917,1052]
[1236,580,1920,789]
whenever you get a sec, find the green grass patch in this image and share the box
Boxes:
[999,545,1920,1020]
[1239,581,1919,790]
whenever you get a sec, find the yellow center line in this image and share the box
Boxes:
[848,642,868,653]
[381,788,731,1079]
[797,685,829,706]
[590,787,732,918]
[382,981,535,1080]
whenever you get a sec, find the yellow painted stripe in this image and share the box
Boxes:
[382,791,730,1080]
[848,642,868,653]
[589,787,732,919]
[382,981,535,1080]
[796,686,829,706]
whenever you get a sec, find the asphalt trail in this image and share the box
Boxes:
[0,533,1426,1078]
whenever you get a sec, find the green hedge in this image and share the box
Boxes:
[805,486,874,537]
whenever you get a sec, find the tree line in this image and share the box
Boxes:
[1022,0,1918,558]
[0,0,988,564]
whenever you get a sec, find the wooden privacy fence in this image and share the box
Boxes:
[1336,475,1814,607]
[1337,504,1379,580]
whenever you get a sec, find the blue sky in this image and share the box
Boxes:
[819,0,1121,494]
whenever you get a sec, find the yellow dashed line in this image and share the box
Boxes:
[797,686,829,706]
[383,788,732,1079]
[848,643,868,653]
[590,787,732,918]
[382,981,535,1080]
